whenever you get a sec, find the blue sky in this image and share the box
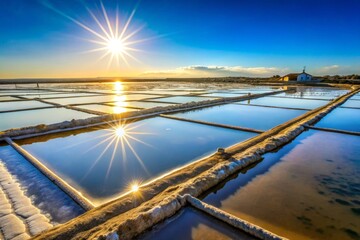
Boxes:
[0,0,359,78]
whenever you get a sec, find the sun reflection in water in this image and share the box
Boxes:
[115,127,125,138]
[114,81,123,93]
[131,183,139,192]
[112,92,128,114]
[79,120,155,194]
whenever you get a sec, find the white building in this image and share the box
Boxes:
[280,68,313,82]
[297,70,312,81]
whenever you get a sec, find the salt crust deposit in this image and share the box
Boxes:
[0,146,84,223]
[0,161,52,240]
[5,138,94,211]
[33,88,359,239]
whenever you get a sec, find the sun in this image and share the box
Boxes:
[61,2,144,67]
[107,38,124,54]
[43,1,151,67]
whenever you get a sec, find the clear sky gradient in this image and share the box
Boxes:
[1,0,359,78]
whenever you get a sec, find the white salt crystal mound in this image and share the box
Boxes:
[0,214,26,240]
[0,145,84,224]
[0,160,53,239]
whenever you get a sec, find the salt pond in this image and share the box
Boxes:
[0,100,52,112]
[172,104,307,131]
[18,117,257,204]
[149,96,217,104]
[238,96,329,110]
[202,130,360,240]
[0,107,96,131]
[315,108,360,132]
[47,94,163,105]
[342,99,360,108]
[120,101,174,109]
[271,88,348,100]
[74,104,138,114]
[200,93,247,98]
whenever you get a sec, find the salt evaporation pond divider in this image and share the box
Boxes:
[171,104,307,131]
[238,96,330,110]
[0,108,96,131]
[314,107,360,132]
[147,96,218,104]
[17,117,257,205]
[0,100,52,112]
[202,129,360,240]
[0,144,84,223]
[138,207,255,240]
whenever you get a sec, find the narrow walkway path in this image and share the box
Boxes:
[0,161,52,240]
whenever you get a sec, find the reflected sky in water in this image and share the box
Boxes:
[19,117,257,205]
[203,130,360,240]
[316,108,360,132]
[173,104,307,131]
[139,207,255,240]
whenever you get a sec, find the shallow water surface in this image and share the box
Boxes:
[0,100,52,112]
[272,88,348,100]
[172,104,307,131]
[115,101,174,109]
[139,207,255,240]
[342,99,360,108]
[0,96,20,101]
[228,89,275,94]
[200,92,247,98]
[75,104,138,114]
[22,93,101,99]
[19,117,257,204]
[351,93,360,100]
[239,96,329,109]
[0,107,95,131]
[315,108,360,132]
[202,130,360,240]
[47,94,163,105]
[150,96,217,104]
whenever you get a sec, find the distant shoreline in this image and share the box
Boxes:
[0,77,359,85]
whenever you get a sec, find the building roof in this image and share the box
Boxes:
[282,72,312,78]
[283,73,301,78]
